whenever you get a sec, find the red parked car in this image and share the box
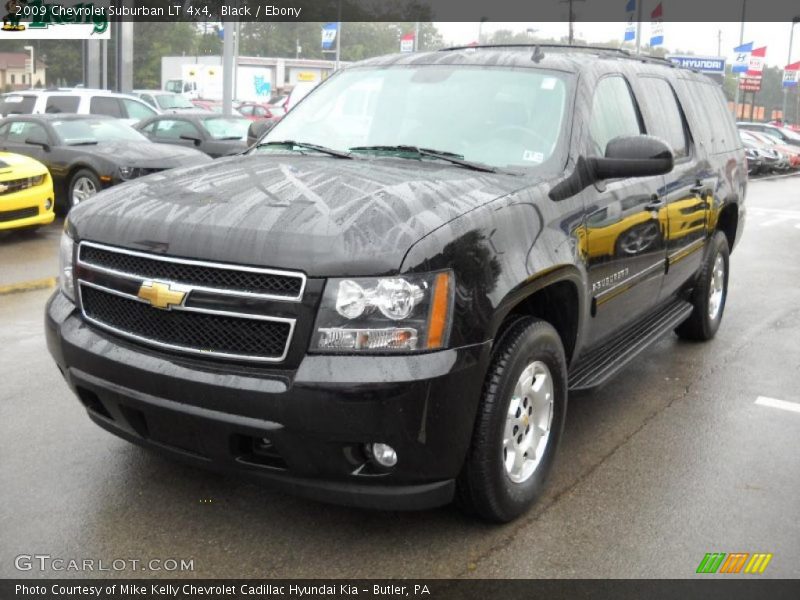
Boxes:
[190,99,243,116]
[235,101,280,123]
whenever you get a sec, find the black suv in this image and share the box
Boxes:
[46,46,746,522]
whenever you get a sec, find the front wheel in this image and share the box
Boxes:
[68,169,101,212]
[457,318,568,522]
[675,230,730,341]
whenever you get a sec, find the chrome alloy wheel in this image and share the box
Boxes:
[503,361,555,484]
[708,253,725,320]
[72,176,97,206]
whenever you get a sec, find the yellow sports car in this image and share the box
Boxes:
[0,152,55,231]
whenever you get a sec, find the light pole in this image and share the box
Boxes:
[477,18,488,44]
[781,18,800,125]
[23,45,33,87]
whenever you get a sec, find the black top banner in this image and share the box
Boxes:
[7,0,800,23]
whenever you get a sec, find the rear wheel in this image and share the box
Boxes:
[457,318,567,522]
[68,169,101,212]
[675,230,730,341]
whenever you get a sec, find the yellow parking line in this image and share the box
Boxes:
[0,277,56,296]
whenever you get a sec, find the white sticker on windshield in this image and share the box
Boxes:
[541,78,557,90]
[4,96,23,103]
[523,150,544,163]
[9,122,24,134]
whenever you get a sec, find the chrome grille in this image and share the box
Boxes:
[76,242,303,363]
[79,241,305,301]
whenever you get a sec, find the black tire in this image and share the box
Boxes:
[457,318,568,523]
[675,230,730,341]
[68,169,101,212]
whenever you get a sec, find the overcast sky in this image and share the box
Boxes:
[435,22,798,67]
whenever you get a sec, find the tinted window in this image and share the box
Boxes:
[153,119,201,140]
[254,106,269,117]
[44,95,80,114]
[588,76,642,155]
[6,121,49,144]
[679,79,740,154]
[90,96,123,118]
[639,78,689,159]
[0,95,36,115]
[122,98,157,120]
[238,105,253,116]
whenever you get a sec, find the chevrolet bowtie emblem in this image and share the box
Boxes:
[137,281,187,310]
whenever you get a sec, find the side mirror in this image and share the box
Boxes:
[247,120,276,147]
[550,135,674,201]
[25,138,50,152]
[179,134,202,146]
[593,135,674,180]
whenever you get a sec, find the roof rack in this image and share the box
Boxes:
[439,43,677,67]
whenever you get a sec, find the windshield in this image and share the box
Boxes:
[156,94,194,109]
[259,65,571,170]
[200,117,250,140]
[52,119,149,144]
[164,80,183,94]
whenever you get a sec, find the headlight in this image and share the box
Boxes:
[30,174,45,186]
[118,166,141,180]
[58,231,75,302]
[312,271,454,353]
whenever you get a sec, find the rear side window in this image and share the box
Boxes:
[90,96,123,118]
[678,79,740,154]
[588,76,643,155]
[0,95,36,115]
[45,95,80,114]
[638,78,689,159]
[122,98,157,120]
[6,121,49,144]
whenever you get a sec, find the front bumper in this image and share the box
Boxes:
[45,291,491,510]
[0,181,55,230]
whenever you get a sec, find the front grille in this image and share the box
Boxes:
[0,206,38,222]
[0,176,43,196]
[79,243,304,299]
[76,241,304,363]
[81,285,292,361]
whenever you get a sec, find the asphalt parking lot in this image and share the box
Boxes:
[1,173,799,579]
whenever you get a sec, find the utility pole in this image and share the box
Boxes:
[334,0,341,70]
[635,0,643,54]
[717,29,722,56]
[414,21,420,52]
[732,0,747,120]
[781,18,799,125]
[560,0,585,45]
[222,8,234,115]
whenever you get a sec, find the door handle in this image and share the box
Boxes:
[645,196,665,210]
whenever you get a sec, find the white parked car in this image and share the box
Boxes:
[0,89,159,125]
[133,90,197,113]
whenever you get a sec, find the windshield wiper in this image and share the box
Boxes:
[216,136,246,141]
[257,140,352,159]
[67,141,99,146]
[349,145,498,173]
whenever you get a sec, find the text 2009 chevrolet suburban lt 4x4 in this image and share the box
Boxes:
[46,45,746,522]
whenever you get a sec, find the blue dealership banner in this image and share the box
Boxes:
[667,55,726,73]
[321,22,338,51]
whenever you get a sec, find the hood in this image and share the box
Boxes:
[68,154,528,276]
[77,141,210,168]
[0,151,48,176]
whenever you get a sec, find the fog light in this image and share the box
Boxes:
[44,199,53,210]
[369,443,398,468]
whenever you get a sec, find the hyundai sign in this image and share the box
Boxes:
[667,55,726,74]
